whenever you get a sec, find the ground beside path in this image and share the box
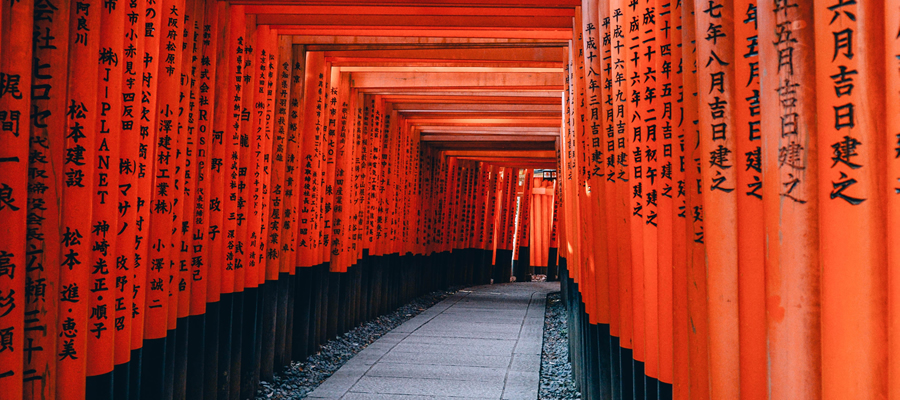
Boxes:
[307,281,560,399]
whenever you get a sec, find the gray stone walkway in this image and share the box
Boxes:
[307,281,560,400]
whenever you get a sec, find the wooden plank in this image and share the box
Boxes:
[245,5,575,17]
[350,71,563,88]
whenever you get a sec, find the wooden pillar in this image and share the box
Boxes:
[58,1,101,398]
[669,2,690,399]
[693,0,741,397]
[86,0,126,394]
[0,0,34,398]
[681,1,710,398]
[815,2,888,399]
[887,1,900,398]
[758,1,821,398]
[25,0,71,397]
[655,0,675,393]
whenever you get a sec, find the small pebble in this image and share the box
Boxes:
[539,292,581,400]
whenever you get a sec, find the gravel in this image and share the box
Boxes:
[254,287,461,400]
[539,292,581,400]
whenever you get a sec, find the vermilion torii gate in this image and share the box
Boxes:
[0,1,899,400]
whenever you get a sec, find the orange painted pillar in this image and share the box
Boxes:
[234,14,257,294]
[484,165,499,268]
[597,0,621,387]
[582,0,611,337]
[190,0,222,320]
[548,176,560,272]
[57,1,101,397]
[474,163,488,265]
[572,7,593,326]
[669,2,690,398]
[161,0,187,334]
[258,29,277,284]
[815,2,889,399]
[25,0,70,396]
[693,0,740,397]
[732,1,766,399]
[321,66,339,272]
[207,0,230,310]
[681,0,710,398]
[174,0,200,326]
[639,0,660,385]
[609,0,636,387]
[297,52,325,268]
[244,23,265,284]
[86,0,125,381]
[515,169,535,280]
[363,95,381,258]
[758,1,821,398]
[282,44,305,276]
[887,1,900,398]
[266,35,291,276]
[329,71,353,272]
[655,0,675,389]
[624,0,646,376]
[114,0,146,377]
[0,0,34,397]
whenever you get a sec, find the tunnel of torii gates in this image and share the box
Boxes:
[1,0,900,399]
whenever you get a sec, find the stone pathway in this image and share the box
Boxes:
[307,281,559,399]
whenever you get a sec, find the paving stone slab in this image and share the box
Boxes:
[307,282,558,399]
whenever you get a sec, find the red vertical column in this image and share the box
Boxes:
[655,0,674,388]
[575,29,590,309]
[582,0,610,331]
[694,0,740,397]
[328,70,352,272]
[176,0,201,323]
[266,36,291,278]
[350,90,364,265]
[732,1,765,399]
[473,163,488,263]
[190,0,221,317]
[132,0,162,356]
[206,0,230,308]
[58,1,100,397]
[163,0,186,332]
[0,0,34,396]
[517,169,534,278]
[610,0,635,367]
[887,1,900,397]
[221,5,245,295]
[640,0,660,382]
[669,2,689,398]
[624,0,646,372]
[115,0,145,373]
[258,29,277,284]
[281,45,304,276]
[597,0,621,368]
[25,0,71,396]
[484,165,499,268]
[321,66,340,271]
[297,52,325,268]
[682,0,709,398]
[87,0,125,378]
[759,1,821,398]
[234,15,256,294]
[245,22,264,287]
[548,177,560,270]
[815,2,888,399]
